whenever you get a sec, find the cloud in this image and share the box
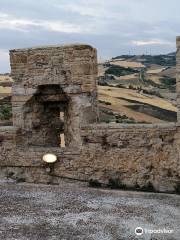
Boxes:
[55,0,129,21]
[43,21,82,33]
[55,0,106,17]
[131,39,174,46]
[0,12,83,33]
[0,0,179,72]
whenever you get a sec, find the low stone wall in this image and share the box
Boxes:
[0,124,180,193]
[79,124,180,193]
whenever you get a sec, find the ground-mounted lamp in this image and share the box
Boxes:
[42,153,57,163]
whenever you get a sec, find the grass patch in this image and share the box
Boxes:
[0,104,12,120]
[160,77,176,86]
[160,77,176,91]
[105,64,139,77]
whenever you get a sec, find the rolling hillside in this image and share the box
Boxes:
[98,53,177,123]
[0,74,12,125]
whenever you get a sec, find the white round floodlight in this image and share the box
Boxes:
[42,153,57,163]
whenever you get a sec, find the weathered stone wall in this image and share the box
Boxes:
[10,45,98,148]
[0,124,179,192]
[0,43,179,193]
[79,124,180,192]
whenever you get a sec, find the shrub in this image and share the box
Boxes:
[144,79,160,88]
[0,104,12,120]
[160,77,176,86]
[89,179,102,188]
[98,81,109,86]
[175,182,180,194]
[116,84,126,89]
[108,178,126,189]
[128,84,136,90]
[160,77,176,91]
[99,100,112,105]
[142,89,163,98]
[140,182,156,192]
[105,65,139,77]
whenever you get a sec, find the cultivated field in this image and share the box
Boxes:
[98,53,177,123]
[98,86,177,123]
[110,60,145,68]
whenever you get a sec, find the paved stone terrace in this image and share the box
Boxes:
[0,180,179,240]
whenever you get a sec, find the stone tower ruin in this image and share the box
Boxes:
[10,45,98,149]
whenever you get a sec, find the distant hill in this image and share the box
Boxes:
[98,52,177,124]
[112,52,176,67]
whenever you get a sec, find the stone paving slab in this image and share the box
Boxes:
[0,180,179,240]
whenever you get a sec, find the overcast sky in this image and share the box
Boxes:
[0,0,180,72]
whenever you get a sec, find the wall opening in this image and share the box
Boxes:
[60,111,65,148]
[23,85,69,148]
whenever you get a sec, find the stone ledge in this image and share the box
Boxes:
[81,123,177,130]
[10,44,95,53]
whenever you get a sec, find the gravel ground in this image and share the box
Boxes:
[0,180,179,240]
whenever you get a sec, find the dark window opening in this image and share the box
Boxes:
[23,85,69,148]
